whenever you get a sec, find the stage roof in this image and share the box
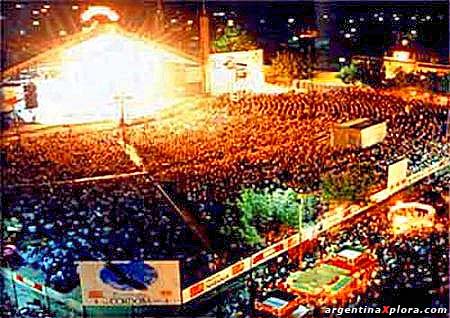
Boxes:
[4,24,200,79]
[4,23,203,125]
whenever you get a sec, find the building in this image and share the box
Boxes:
[293,71,356,92]
[383,39,450,79]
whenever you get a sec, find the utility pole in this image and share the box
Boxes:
[297,194,305,268]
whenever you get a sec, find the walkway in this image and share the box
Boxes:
[118,133,212,248]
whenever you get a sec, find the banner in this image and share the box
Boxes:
[251,235,299,267]
[182,234,301,302]
[206,49,264,95]
[182,257,251,302]
[387,158,408,189]
[79,260,181,306]
[14,273,45,294]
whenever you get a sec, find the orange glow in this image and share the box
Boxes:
[389,202,435,235]
[81,6,120,23]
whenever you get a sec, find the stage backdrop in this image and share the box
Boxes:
[79,260,181,306]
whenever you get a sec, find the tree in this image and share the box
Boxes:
[393,68,408,87]
[267,50,313,84]
[356,59,385,88]
[234,187,318,245]
[212,24,258,53]
[270,188,300,227]
[236,188,265,246]
[321,163,376,203]
[338,63,359,84]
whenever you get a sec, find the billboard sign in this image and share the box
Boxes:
[387,158,408,189]
[79,260,181,306]
[206,49,264,95]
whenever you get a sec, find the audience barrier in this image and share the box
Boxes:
[0,267,83,314]
[1,158,448,308]
[181,157,449,303]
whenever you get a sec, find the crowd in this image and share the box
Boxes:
[129,87,448,250]
[3,176,208,292]
[2,87,448,296]
[3,129,138,184]
[0,299,56,318]
[252,172,449,317]
[220,282,252,318]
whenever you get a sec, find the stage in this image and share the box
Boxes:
[15,92,188,125]
[7,24,202,126]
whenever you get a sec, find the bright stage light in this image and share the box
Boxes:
[81,6,119,23]
[33,27,186,124]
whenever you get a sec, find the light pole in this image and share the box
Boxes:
[113,92,132,127]
[113,92,132,144]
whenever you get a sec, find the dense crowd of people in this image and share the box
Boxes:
[207,173,449,317]
[252,172,449,317]
[2,88,448,298]
[129,87,448,251]
[3,176,208,292]
[3,130,138,184]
